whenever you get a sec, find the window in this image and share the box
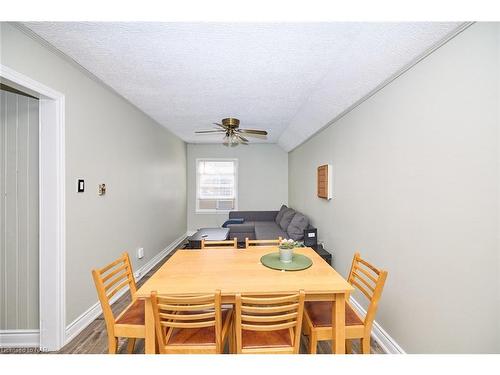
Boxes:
[196,159,238,212]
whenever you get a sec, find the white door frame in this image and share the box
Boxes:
[0,64,66,351]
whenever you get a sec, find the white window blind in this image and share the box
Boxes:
[196,159,238,212]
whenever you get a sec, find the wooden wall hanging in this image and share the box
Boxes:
[317,164,332,200]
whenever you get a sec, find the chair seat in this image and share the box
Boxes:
[304,301,364,328]
[167,309,231,346]
[115,299,145,326]
[241,329,293,349]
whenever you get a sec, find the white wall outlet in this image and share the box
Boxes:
[137,247,144,259]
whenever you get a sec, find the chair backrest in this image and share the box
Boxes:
[201,238,238,250]
[245,237,282,248]
[91,252,137,332]
[347,252,387,330]
[235,291,305,353]
[151,290,223,353]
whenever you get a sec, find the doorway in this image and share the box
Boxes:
[0,65,65,352]
[1,85,40,345]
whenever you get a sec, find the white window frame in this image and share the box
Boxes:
[195,158,238,214]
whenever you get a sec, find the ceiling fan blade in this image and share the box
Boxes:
[238,129,268,136]
[237,134,249,142]
[234,134,249,145]
[195,130,225,134]
[213,122,227,129]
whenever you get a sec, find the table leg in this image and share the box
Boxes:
[144,298,156,354]
[333,292,346,354]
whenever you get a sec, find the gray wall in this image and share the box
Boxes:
[0,90,39,330]
[0,23,187,324]
[289,23,500,353]
[187,143,288,231]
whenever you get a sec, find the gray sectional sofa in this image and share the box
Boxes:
[227,205,313,243]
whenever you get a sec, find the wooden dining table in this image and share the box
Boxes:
[135,246,354,354]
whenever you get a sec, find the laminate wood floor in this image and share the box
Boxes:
[3,245,384,354]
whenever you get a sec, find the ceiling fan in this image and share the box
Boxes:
[195,118,268,146]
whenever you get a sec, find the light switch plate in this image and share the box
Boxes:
[77,179,84,193]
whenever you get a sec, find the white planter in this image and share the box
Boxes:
[279,247,294,263]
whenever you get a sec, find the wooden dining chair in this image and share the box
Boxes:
[201,238,238,249]
[150,290,233,354]
[91,252,145,354]
[245,237,282,248]
[234,291,305,354]
[302,252,387,354]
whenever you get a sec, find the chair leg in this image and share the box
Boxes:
[127,338,136,354]
[309,331,318,354]
[155,335,160,354]
[302,320,310,336]
[232,323,237,354]
[108,337,118,354]
[361,336,371,354]
[345,339,352,354]
[227,324,233,354]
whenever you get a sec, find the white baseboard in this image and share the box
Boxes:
[132,233,187,280]
[349,297,406,354]
[64,233,188,344]
[186,230,196,236]
[0,330,40,348]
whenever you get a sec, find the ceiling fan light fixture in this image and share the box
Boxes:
[222,133,239,146]
[230,135,237,145]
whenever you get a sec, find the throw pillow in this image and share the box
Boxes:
[275,204,288,224]
[221,218,245,228]
[287,213,309,240]
[279,208,296,232]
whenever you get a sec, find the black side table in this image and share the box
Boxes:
[309,244,332,266]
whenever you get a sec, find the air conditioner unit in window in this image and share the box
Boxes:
[216,199,234,211]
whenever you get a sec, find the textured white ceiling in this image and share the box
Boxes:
[23,22,463,151]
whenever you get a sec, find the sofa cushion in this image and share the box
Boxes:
[254,221,287,240]
[227,222,255,233]
[279,208,296,232]
[274,205,288,225]
[287,212,309,240]
[229,211,278,222]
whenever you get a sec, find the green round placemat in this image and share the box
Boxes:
[260,252,313,271]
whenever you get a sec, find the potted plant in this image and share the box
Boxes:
[279,238,301,263]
